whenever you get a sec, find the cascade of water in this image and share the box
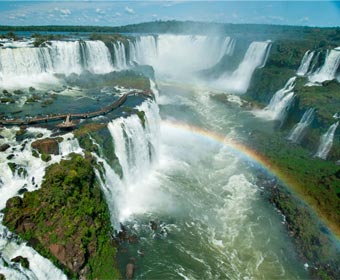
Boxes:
[129,35,235,79]
[107,100,160,186]
[288,108,315,143]
[0,40,115,87]
[297,50,315,76]
[314,121,339,159]
[217,41,272,94]
[255,77,296,122]
[82,40,114,73]
[112,41,128,69]
[49,41,84,75]
[130,35,158,65]
[309,48,340,83]
[98,100,160,222]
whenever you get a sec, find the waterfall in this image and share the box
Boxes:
[288,108,315,143]
[309,48,340,83]
[314,121,339,159]
[101,99,160,222]
[217,41,272,94]
[129,35,158,65]
[129,35,235,78]
[81,40,114,73]
[112,41,128,69]
[107,100,160,185]
[297,50,314,76]
[255,77,296,122]
[0,40,114,87]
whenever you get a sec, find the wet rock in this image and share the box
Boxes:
[0,144,10,152]
[0,273,5,280]
[149,220,157,231]
[31,138,60,155]
[6,154,14,160]
[126,263,134,279]
[18,187,28,195]
[11,256,29,269]
[128,234,138,244]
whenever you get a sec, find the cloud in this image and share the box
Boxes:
[299,16,310,23]
[125,7,135,15]
[96,8,105,14]
[115,12,122,17]
[60,9,71,15]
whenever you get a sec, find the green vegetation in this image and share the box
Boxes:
[31,33,67,47]
[3,153,120,279]
[249,131,340,236]
[65,70,152,91]
[268,183,340,279]
[74,123,123,178]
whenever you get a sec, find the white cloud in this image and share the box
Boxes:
[125,7,135,15]
[96,8,105,14]
[60,9,71,15]
[299,16,310,23]
[115,12,122,17]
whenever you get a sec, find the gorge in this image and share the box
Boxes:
[0,22,340,280]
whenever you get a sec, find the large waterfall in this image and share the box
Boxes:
[0,40,114,87]
[255,77,296,121]
[216,41,271,94]
[112,41,128,69]
[314,121,339,159]
[309,48,340,83]
[129,35,235,78]
[297,50,315,76]
[104,99,160,221]
[288,108,315,143]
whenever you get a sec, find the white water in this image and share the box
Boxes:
[288,108,315,143]
[216,41,271,94]
[104,99,161,221]
[314,121,339,159]
[309,48,340,83]
[254,77,296,122]
[113,41,128,69]
[0,40,114,88]
[0,128,83,279]
[297,50,314,76]
[130,35,234,79]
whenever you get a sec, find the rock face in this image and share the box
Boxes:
[31,138,61,155]
[3,153,120,279]
[0,143,10,152]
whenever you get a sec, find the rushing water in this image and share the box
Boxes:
[0,34,328,279]
[116,83,307,279]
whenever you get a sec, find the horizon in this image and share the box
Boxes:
[0,1,339,28]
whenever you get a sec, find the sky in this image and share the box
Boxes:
[0,1,339,27]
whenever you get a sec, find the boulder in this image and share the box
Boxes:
[11,256,29,269]
[31,138,60,155]
[0,144,10,152]
[126,263,134,279]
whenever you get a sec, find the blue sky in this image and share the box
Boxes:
[0,1,339,27]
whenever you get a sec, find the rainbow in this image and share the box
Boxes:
[162,119,340,239]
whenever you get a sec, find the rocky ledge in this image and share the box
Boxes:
[2,153,120,279]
